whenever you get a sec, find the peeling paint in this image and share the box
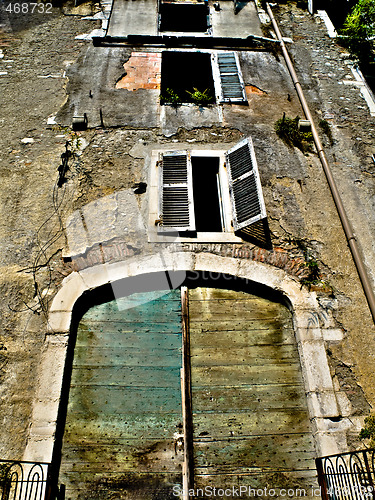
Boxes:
[116,52,161,91]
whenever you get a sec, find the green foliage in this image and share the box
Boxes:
[319,119,334,145]
[160,88,181,106]
[160,87,213,106]
[295,241,332,292]
[300,258,322,288]
[0,463,11,499]
[340,0,375,64]
[185,87,213,105]
[0,463,10,482]
[274,114,314,153]
[359,415,375,448]
[52,125,82,153]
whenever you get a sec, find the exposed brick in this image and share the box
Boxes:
[116,52,161,91]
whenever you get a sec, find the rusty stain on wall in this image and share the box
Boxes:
[116,52,161,91]
[245,85,267,95]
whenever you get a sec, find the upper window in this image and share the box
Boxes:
[159,1,210,33]
[160,51,216,105]
[149,138,267,242]
[160,51,247,105]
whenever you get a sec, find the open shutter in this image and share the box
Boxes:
[158,150,195,233]
[226,137,266,232]
[213,52,247,104]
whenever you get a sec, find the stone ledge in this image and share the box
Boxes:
[23,436,54,463]
[31,398,60,423]
[78,264,111,290]
[307,391,339,419]
[312,417,353,456]
[47,311,72,333]
[196,252,240,278]
[295,326,323,342]
[322,328,345,341]
[297,339,335,392]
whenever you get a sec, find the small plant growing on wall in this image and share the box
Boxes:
[185,87,213,106]
[52,125,82,154]
[319,119,334,146]
[300,258,321,289]
[160,88,181,106]
[274,114,314,153]
[300,255,333,293]
[359,415,375,448]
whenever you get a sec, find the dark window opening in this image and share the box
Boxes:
[192,157,222,232]
[315,0,356,29]
[161,52,216,105]
[159,2,209,33]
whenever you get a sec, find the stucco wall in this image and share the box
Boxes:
[0,0,375,467]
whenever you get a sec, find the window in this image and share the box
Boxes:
[160,51,216,105]
[159,1,210,33]
[149,138,267,242]
[192,156,222,232]
[160,51,247,105]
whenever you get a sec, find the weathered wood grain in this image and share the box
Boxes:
[189,287,317,494]
[191,384,309,410]
[192,364,304,386]
[191,344,300,365]
[59,285,317,499]
[59,290,184,499]
[69,365,181,386]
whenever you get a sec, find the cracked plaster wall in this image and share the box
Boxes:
[1,1,375,463]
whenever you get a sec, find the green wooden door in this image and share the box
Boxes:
[59,284,317,499]
[189,287,317,497]
[59,290,184,499]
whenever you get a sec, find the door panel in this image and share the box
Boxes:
[189,287,317,497]
[59,284,317,499]
[59,290,184,500]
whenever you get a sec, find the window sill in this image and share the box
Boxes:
[158,31,212,37]
[148,226,243,243]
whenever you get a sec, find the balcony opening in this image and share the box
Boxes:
[160,51,215,105]
[159,2,209,33]
[192,156,222,232]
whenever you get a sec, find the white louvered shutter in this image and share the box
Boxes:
[158,151,196,233]
[226,137,266,232]
[214,52,247,103]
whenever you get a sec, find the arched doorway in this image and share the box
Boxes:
[57,273,317,498]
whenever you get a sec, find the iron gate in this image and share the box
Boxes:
[0,461,57,500]
[316,449,375,500]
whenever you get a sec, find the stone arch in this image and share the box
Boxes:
[23,251,348,466]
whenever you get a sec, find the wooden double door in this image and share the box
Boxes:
[58,284,317,499]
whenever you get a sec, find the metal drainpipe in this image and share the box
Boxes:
[266,3,375,324]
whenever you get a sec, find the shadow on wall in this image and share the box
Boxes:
[234,0,252,15]
[237,218,272,249]
[70,271,289,328]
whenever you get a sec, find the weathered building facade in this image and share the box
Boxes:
[1,0,375,498]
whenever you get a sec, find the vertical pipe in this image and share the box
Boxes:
[181,287,194,497]
[266,3,375,324]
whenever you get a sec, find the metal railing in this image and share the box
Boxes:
[316,449,375,500]
[0,461,55,500]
